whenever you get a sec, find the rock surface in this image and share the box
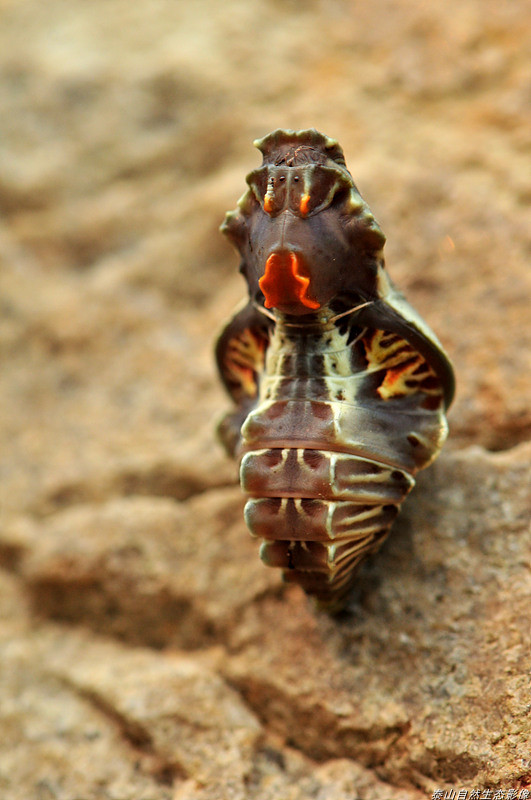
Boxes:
[0,1,530,798]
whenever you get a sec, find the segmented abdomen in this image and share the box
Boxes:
[242,446,413,609]
[237,321,447,611]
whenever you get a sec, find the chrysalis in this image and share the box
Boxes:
[215,129,455,612]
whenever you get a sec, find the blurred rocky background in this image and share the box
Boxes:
[0,1,530,798]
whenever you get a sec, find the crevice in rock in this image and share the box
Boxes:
[409,747,486,787]
[245,738,429,800]
[0,541,26,571]
[482,427,531,452]
[25,575,220,651]
[449,422,531,454]
[34,472,236,518]
[22,570,284,656]
[223,673,488,791]
[54,677,187,785]
[223,673,409,765]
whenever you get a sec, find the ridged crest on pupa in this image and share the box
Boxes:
[253,128,347,168]
[222,129,386,261]
[252,129,385,253]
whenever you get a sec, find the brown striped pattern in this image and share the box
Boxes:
[237,316,446,611]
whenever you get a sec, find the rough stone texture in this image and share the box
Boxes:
[0,1,530,798]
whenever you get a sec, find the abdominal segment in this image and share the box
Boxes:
[240,445,414,610]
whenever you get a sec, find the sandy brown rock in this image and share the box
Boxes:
[0,626,260,800]
[2,446,529,796]
[0,0,530,798]
[0,635,175,800]
[6,490,278,649]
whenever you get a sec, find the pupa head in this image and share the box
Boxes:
[221,129,386,315]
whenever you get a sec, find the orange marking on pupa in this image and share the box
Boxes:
[299,193,311,215]
[259,252,320,310]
